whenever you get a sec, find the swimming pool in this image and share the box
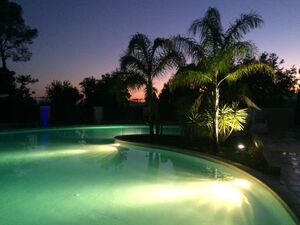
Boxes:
[0,126,298,225]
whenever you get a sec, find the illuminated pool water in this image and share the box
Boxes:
[0,126,297,225]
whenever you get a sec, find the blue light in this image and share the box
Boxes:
[40,106,50,127]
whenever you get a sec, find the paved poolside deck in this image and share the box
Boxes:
[257,129,300,218]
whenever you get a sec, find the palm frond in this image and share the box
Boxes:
[209,50,233,77]
[229,82,261,110]
[172,35,205,64]
[188,7,223,52]
[150,37,167,65]
[171,69,213,90]
[127,33,150,63]
[225,41,255,58]
[224,12,263,44]
[188,7,223,40]
[225,63,274,82]
[151,38,168,54]
[153,49,185,77]
[120,55,146,73]
[242,95,260,110]
[150,37,186,76]
[121,71,146,90]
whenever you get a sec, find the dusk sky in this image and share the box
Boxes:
[10,0,300,99]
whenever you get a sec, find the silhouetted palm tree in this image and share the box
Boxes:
[120,33,183,136]
[171,7,273,150]
[188,7,263,56]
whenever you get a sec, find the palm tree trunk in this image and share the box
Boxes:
[149,119,154,137]
[148,102,154,137]
[146,82,154,138]
[0,47,7,70]
[213,86,219,151]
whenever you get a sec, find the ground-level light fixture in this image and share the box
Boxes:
[237,144,245,150]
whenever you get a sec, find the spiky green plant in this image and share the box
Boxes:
[203,103,248,142]
[185,111,203,140]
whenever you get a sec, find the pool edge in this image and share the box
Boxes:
[114,135,300,224]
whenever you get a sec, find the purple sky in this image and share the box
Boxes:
[10,0,300,99]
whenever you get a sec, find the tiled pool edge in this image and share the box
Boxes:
[115,135,300,224]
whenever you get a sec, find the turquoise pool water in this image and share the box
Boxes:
[0,126,297,225]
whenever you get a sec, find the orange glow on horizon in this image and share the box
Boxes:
[129,74,171,101]
[130,90,145,101]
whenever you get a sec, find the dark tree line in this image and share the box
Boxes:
[0,68,39,123]
[44,72,132,123]
[238,52,298,107]
[0,0,299,129]
[45,80,82,122]
[80,73,129,109]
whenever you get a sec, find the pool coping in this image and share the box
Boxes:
[115,135,300,224]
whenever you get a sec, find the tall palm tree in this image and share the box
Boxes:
[188,7,263,56]
[120,33,183,136]
[171,7,274,150]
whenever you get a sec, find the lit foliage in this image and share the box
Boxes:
[185,111,203,140]
[170,7,274,148]
[186,103,248,142]
[186,111,202,125]
[173,48,272,146]
[203,103,248,142]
